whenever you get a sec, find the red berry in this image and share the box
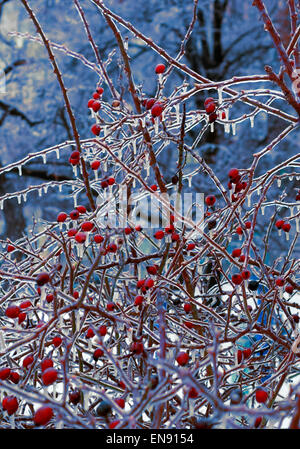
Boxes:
[176,351,189,366]
[91,160,100,170]
[71,151,80,160]
[204,97,215,106]
[108,177,115,186]
[151,103,163,117]
[76,205,87,214]
[91,124,101,136]
[81,221,94,232]
[57,212,67,223]
[146,265,158,275]
[75,232,86,244]
[285,285,294,294]
[70,209,80,220]
[183,303,192,313]
[155,64,165,74]
[0,367,11,380]
[275,278,284,287]
[232,248,242,258]
[245,221,252,229]
[232,274,243,285]
[93,348,104,361]
[46,294,54,303]
[94,234,104,244]
[7,244,15,252]
[188,387,198,399]
[73,291,79,299]
[282,223,291,233]
[208,112,218,123]
[134,295,144,306]
[68,228,78,237]
[145,278,154,289]
[241,270,251,280]
[2,396,18,415]
[254,416,263,428]
[237,349,243,364]
[23,355,34,369]
[151,184,157,191]
[145,98,156,110]
[86,327,95,339]
[69,390,81,405]
[130,342,144,355]
[236,226,243,236]
[41,358,54,372]
[5,305,20,319]
[137,279,145,289]
[18,312,26,325]
[255,389,268,403]
[92,101,101,112]
[205,195,216,207]
[292,314,299,323]
[171,233,180,242]
[205,102,215,114]
[52,336,62,347]
[34,406,54,426]
[243,348,252,359]
[107,302,115,312]
[9,372,20,384]
[187,243,195,251]
[36,272,50,286]
[275,220,284,229]
[87,99,95,108]
[99,325,107,336]
[119,381,126,389]
[42,368,58,386]
[165,224,175,234]
[154,230,164,240]
[228,168,239,180]
[183,321,194,329]
[107,243,117,253]
[92,92,100,99]
[115,398,125,409]
[101,180,109,188]
[96,87,104,95]
[124,227,132,235]
[109,420,120,429]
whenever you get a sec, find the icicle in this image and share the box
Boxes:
[296,218,299,232]
[43,185,48,194]
[166,234,171,243]
[77,243,84,258]
[0,200,3,210]
[154,118,159,135]
[289,176,293,181]
[250,116,254,128]
[76,312,81,332]
[56,148,60,159]
[9,415,15,429]
[17,194,21,204]
[158,73,163,84]
[127,327,133,342]
[261,206,265,215]
[103,161,107,172]
[85,233,90,247]
[210,122,214,133]
[188,177,192,188]
[218,88,223,104]
[232,123,236,135]
[224,123,230,133]
[0,331,6,350]
[18,165,22,176]
[88,339,93,351]
[132,139,136,155]
[103,126,107,138]
[40,285,46,303]
[257,187,261,196]
[58,184,62,193]
[73,165,78,177]
[228,236,232,243]
[277,179,281,188]
[247,193,252,207]
[189,399,195,417]
[286,232,289,241]
[42,154,47,164]
[23,193,27,203]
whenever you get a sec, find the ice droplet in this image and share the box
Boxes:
[224,123,230,133]
[210,123,214,133]
[261,206,265,215]
[0,200,3,210]
[58,184,62,193]
[18,165,22,176]
[17,195,21,204]
[277,179,281,187]
[73,165,78,177]
[250,116,254,128]
[232,123,236,135]
[23,193,27,203]
[56,148,60,159]
[132,139,137,155]
[42,154,47,164]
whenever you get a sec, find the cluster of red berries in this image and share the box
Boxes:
[88,86,103,136]
[204,97,218,123]
[227,168,247,201]
[275,219,291,233]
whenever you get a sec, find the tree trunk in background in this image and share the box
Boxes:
[0,162,26,241]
